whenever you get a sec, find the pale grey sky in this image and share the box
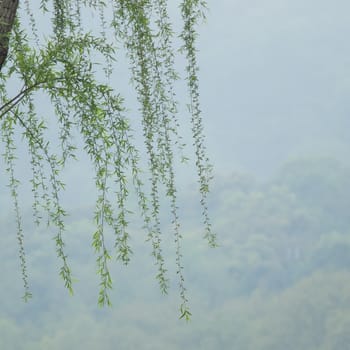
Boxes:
[1,0,349,205]
[198,0,350,177]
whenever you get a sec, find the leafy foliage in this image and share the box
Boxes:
[0,0,215,315]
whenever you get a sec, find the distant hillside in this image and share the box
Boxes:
[1,156,350,349]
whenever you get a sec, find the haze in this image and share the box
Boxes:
[1,1,349,349]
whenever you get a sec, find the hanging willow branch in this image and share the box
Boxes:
[0,0,215,319]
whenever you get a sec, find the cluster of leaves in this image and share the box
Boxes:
[0,0,215,317]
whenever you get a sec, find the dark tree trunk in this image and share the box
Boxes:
[0,0,19,71]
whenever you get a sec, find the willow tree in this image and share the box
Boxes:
[0,0,215,319]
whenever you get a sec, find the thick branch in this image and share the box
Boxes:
[0,0,19,71]
[0,78,65,119]
[0,83,38,119]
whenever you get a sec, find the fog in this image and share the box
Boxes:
[201,0,350,176]
[1,1,350,349]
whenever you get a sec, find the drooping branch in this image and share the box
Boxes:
[0,0,215,317]
[0,80,49,119]
[0,0,19,71]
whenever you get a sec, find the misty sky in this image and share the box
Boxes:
[1,0,349,204]
[198,0,350,177]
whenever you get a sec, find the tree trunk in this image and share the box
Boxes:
[0,0,19,71]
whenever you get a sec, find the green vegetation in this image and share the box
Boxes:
[0,0,214,315]
[1,156,349,348]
